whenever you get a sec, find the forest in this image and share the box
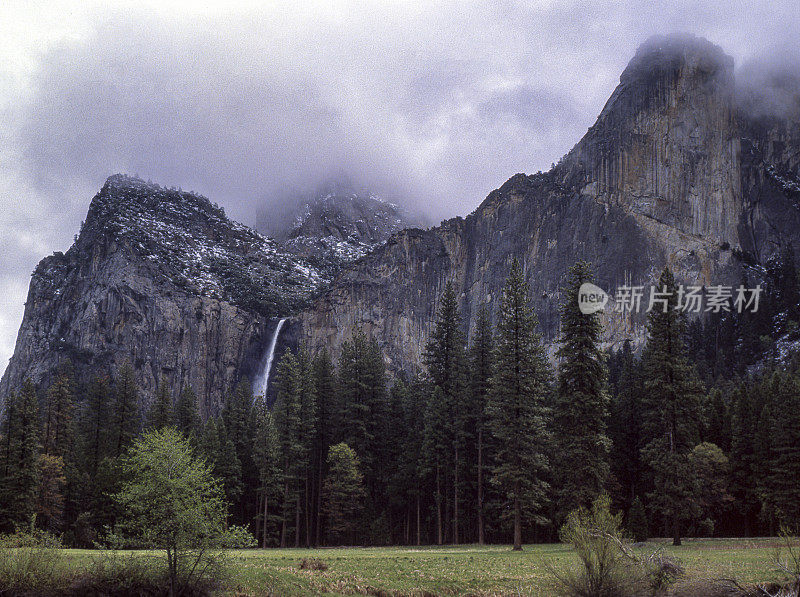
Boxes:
[1,256,800,550]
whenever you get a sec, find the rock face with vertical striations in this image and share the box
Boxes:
[299,34,800,371]
[2,34,800,410]
[0,175,324,415]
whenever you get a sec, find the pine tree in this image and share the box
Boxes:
[627,496,649,542]
[39,367,76,532]
[423,384,449,544]
[385,376,421,545]
[729,381,760,536]
[111,363,141,457]
[468,304,494,544]
[337,330,388,517]
[214,419,244,514]
[486,259,552,550]
[174,385,201,440]
[703,388,731,451]
[553,260,610,519]
[37,453,67,532]
[608,340,643,509]
[253,397,282,547]
[322,443,366,545]
[42,365,75,458]
[423,281,468,544]
[312,349,336,545]
[78,375,112,479]
[0,379,41,530]
[761,370,800,530]
[146,378,173,430]
[640,267,703,546]
[296,345,317,547]
[222,380,256,526]
[273,350,303,547]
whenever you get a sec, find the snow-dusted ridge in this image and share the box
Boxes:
[44,174,327,318]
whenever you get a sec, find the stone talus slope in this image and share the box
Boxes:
[300,35,800,371]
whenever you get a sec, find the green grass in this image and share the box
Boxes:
[8,538,792,596]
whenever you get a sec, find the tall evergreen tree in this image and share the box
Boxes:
[253,397,282,547]
[468,304,494,544]
[337,330,388,517]
[222,380,257,525]
[312,349,336,545]
[553,260,610,519]
[760,370,800,530]
[174,385,201,440]
[111,363,141,457]
[39,366,76,532]
[78,375,112,479]
[608,340,643,510]
[486,259,552,550]
[729,381,760,536]
[0,380,41,530]
[42,365,75,458]
[296,345,317,547]
[273,350,303,547]
[423,281,468,544]
[640,267,703,546]
[214,419,244,516]
[146,378,173,430]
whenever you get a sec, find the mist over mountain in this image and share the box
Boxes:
[3,34,800,413]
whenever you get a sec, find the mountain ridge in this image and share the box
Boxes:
[2,34,800,408]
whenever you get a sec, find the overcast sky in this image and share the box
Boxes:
[1,0,799,378]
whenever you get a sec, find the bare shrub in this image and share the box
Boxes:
[299,557,329,571]
[547,494,684,597]
[0,528,69,595]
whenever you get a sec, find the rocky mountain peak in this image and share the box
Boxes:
[620,34,733,87]
[258,179,421,277]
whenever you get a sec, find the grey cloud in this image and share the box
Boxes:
[737,50,800,119]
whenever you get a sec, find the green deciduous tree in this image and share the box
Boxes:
[688,442,733,535]
[322,442,365,545]
[112,428,252,596]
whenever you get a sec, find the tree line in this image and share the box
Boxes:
[1,257,799,547]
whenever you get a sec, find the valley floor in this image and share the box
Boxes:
[56,538,789,596]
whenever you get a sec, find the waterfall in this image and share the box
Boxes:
[254,318,287,399]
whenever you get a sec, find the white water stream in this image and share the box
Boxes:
[254,318,287,399]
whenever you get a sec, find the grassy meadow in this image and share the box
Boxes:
[26,538,790,596]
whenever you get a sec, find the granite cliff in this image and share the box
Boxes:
[258,179,421,280]
[0,175,319,415]
[299,35,800,371]
[2,35,799,409]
